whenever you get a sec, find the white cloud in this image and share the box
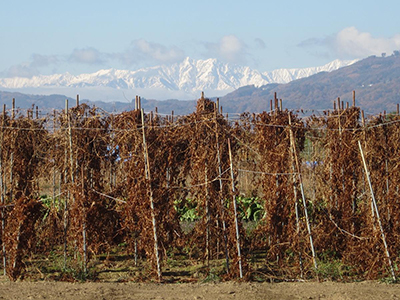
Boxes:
[116,39,185,66]
[3,53,61,78]
[69,47,107,65]
[299,27,400,59]
[30,54,59,68]
[203,35,248,64]
[5,63,39,78]
[334,27,400,58]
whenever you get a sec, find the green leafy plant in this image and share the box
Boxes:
[237,196,265,222]
[174,198,199,222]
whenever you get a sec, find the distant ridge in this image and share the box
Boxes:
[218,54,400,114]
[0,57,357,101]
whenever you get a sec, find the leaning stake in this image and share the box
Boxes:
[141,109,162,281]
[0,105,6,275]
[288,114,318,271]
[214,106,230,273]
[227,138,243,278]
[358,140,396,282]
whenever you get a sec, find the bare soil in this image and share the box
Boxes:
[0,279,399,300]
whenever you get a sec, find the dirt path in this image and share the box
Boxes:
[0,280,398,300]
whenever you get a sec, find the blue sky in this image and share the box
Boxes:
[1,0,400,78]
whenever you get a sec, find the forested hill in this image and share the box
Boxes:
[218,54,400,114]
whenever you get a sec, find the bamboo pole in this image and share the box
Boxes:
[52,110,56,207]
[67,100,75,184]
[227,138,243,278]
[141,109,162,281]
[205,163,210,267]
[81,168,87,276]
[361,111,375,222]
[0,105,6,275]
[63,100,69,270]
[9,99,14,203]
[288,112,303,277]
[289,114,318,271]
[214,106,229,273]
[358,140,396,281]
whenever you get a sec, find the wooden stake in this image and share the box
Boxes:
[361,110,365,127]
[76,94,79,107]
[227,138,243,278]
[358,140,396,282]
[141,109,162,281]
[352,91,356,107]
[12,98,15,119]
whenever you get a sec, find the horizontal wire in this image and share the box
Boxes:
[0,112,400,132]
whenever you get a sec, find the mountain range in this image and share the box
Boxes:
[0,57,357,101]
[0,54,399,115]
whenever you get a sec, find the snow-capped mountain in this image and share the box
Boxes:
[0,58,358,100]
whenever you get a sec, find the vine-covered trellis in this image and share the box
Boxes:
[0,93,399,282]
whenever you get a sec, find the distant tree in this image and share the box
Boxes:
[382,52,386,58]
[393,50,400,57]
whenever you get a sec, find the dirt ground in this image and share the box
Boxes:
[0,280,398,300]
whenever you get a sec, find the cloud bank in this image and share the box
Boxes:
[1,35,254,78]
[69,47,106,65]
[300,26,400,59]
[115,39,185,66]
[203,35,248,64]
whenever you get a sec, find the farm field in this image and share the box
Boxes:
[1,93,400,284]
[0,279,399,300]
